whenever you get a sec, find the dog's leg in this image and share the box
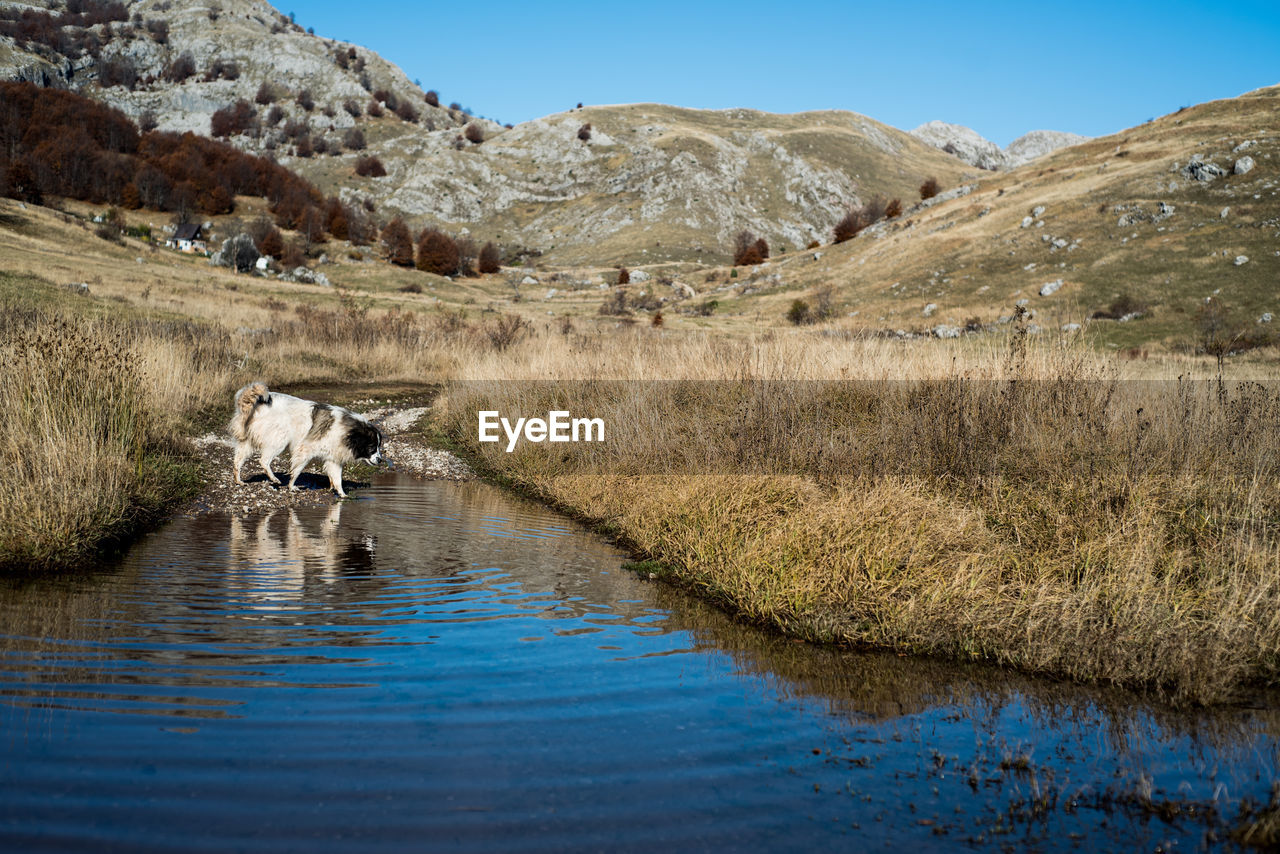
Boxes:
[287,451,313,492]
[233,444,249,484]
[259,443,285,484]
[323,460,347,498]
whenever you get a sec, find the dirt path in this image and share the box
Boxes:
[181,404,474,516]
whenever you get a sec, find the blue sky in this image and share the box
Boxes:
[293,0,1280,146]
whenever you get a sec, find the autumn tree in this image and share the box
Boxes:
[477,241,501,274]
[381,217,414,267]
[416,227,459,275]
[919,176,940,200]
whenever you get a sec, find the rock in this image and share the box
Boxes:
[997,315,1012,324]
[1157,202,1175,219]
[923,303,938,317]
[135,257,144,264]
[64,282,90,295]
[1039,279,1064,296]
[1061,323,1081,332]
[812,252,823,260]
[1221,207,1230,219]
[1031,205,1045,218]
[932,324,961,339]
[1235,255,1249,266]
[1182,155,1228,182]
[1234,140,1257,153]
[1051,238,1069,249]
[1020,216,1033,228]
[317,253,330,265]
[544,288,557,299]
[1234,156,1255,175]
[1259,313,1273,324]
[629,270,651,282]
[209,250,225,267]
[313,271,331,287]
[1016,298,1029,306]
[1027,323,1042,334]
[521,275,539,286]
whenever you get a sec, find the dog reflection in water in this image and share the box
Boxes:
[228,503,375,609]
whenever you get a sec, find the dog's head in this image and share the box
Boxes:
[345,417,385,465]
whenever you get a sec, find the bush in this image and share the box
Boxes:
[210,99,256,138]
[919,176,940,200]
[885,197,903,218]
[617,266,630,285]
[165,51,195,82]
[98,55,138,89]
[478,241,501,274]
[599,289,629,316]
[381,217,414,267]
[416,228,459,276]
[732,230,768,266]
[485,314,530,351]
[294,135,313,158]
[354,155,386,177]
[464,123,485,144]
[424,90,439,107]
[266,105,284,125]
[254,81,275,104]
[296,89,314,111]
[343,99,361,117]
[342,127,366,150]
[786,299,811,325]
[367,99,383,118]
[393,101,417,122]
[577,123,591,141]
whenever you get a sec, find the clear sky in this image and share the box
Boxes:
[292,0,1280,147]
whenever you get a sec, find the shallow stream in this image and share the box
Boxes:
[2,474,1276,851]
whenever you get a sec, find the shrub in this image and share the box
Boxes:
[577,123,591,141]
[651,311,664,328]
[266,105,284,125]
[919,176,940,200]
[98,55,138,89]
[599,289,629,316]
[342,127,366,150]
[294,135,313,158]
[485,314,530,351]
[343,99,361,117]
[732,230,767,266]
[257,225,283,258]
[416,228,459,275]
[464,122,484,144]
[254,81,275,104]
[617,266,630,285]
[478,241,501,274]
[381,217,414,267]
[210,99,256,138]
[424,90,439,107]
[885,197,903,218]
[354,155,386,177]
[786,299,811,325]
[394,100,418,123]
[138,110,157,132]
[296,89,314,111]
[312,136,328,155]
[367,99,383,118]
[165,51,195,82]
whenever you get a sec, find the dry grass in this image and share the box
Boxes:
[438,324,1280,703]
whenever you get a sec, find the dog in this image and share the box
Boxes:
[229,382,384,498]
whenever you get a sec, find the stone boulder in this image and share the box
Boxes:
[1182,155,1228,182]
[1234,156,1255,175]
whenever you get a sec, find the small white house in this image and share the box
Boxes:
[166,223,207,253]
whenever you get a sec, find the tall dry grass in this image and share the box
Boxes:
[0,291,513,570]
[439,324,1280,703]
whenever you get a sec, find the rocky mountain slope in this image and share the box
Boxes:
[911,121,1088,170]
[0,0,971,264]
[750,85,1280,349]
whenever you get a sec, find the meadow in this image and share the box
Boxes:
[2,196,1278,704]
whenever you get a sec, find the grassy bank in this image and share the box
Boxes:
[438,326,1280,704]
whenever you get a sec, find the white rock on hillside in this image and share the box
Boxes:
[910,123,1088,170]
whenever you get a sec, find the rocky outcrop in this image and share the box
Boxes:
[910,122,1088,170]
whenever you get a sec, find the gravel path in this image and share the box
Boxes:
[181,405,474,516]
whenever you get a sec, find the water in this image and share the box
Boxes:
[1,474,1277,851]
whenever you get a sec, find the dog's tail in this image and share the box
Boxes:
[229,381,270,441]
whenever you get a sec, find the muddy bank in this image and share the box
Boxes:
[182,404,474,516]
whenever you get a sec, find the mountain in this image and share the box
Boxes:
[911,121,1088,170]
[0,0,971,265]
[751,84,1279,349]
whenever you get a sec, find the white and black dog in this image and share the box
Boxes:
[229,382,384,498]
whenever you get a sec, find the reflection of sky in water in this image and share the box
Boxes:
[0,474,1276,852]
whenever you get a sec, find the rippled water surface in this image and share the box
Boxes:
[2,474,1278,851]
